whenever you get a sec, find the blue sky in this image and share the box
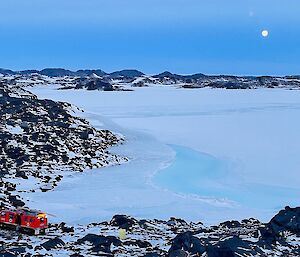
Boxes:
[0,0,299,75]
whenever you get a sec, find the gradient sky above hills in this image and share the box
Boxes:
[0,0,299,75]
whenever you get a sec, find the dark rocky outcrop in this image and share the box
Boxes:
[59,222,74,233]
[267,206,300,235]
[259,206,300,248]
[109,69,144,79]
[39,68,75,77]
[0,83,126,209]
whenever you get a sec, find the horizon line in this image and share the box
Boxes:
[0,67,299,77]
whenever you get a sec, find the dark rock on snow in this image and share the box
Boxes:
[1,202,300,256]
[110,215,137,229]
[168,231,205,256]
[41,237,65,250]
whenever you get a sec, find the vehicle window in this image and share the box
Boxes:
[9,214,14,219]
[1,212,6,217]
[40,218,44,222]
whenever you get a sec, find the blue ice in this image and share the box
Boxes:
[153,145,300,210]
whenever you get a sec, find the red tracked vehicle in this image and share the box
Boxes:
[0,208,48,235]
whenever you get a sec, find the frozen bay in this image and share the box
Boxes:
[26,86,300,224]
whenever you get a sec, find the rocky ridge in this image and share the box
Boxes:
[1,207,300,256]
[1,68,300,90]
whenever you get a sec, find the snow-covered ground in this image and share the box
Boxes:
[25,86,300,225]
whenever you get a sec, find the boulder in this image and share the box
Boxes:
[267,206,300,235]
[0,252,18,257]
[110,215,137,229]
[41,237,65,250]
[167,217,187,226]
[168,231,205,256]
[259,206,300,247]
[19,121,29,129]
[219,220,241,229]
[15,170,27,179]
[168,249,188,257]
[5,247,26,255]
[59,222,74,233]
[77,234,121,253]
[8,195,25,207]
[79,129,93,140]
[143,253,162,257]
[206,236,256,257]
[123,239,152,248]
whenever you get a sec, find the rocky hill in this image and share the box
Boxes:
[0,82,127,210]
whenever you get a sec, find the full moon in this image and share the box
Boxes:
[261,30,269,37]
